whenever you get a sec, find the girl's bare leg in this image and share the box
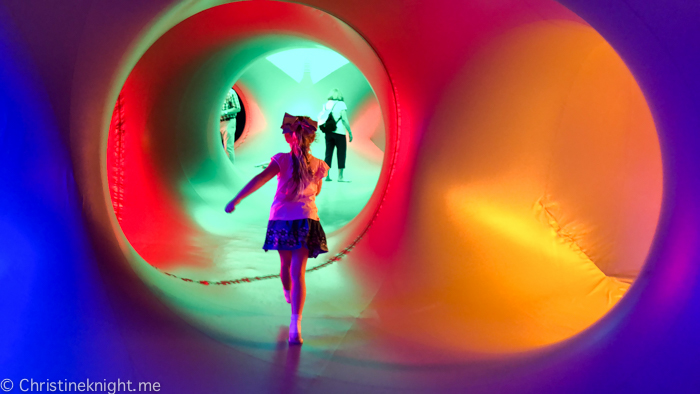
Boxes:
[278,250,292,303]
[289,247,309,344]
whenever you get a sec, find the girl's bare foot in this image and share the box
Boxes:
[288,332,303,345]
[289,314,303,345]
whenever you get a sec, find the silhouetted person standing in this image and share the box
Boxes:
[318,88,353,182]
[220,87,240,164]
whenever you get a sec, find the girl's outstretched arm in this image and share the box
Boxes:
[225,161,280,213]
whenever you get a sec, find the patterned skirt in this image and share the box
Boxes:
[263,219,329,258]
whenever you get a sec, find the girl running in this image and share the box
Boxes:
[225,113,329,345]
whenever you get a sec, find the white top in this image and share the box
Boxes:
[269,152,329,221]
[318,100,348,135]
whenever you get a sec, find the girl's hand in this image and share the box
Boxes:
[225,199,237,213]
[348,133,353,143]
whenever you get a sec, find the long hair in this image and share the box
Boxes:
[285,117,317,197]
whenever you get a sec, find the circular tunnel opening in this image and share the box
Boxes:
[103,0,661,370]
[108,44,387,277]
[106,2,396,290]
[221,46,386,236]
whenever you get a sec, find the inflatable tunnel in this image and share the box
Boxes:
[2,0,700,392]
